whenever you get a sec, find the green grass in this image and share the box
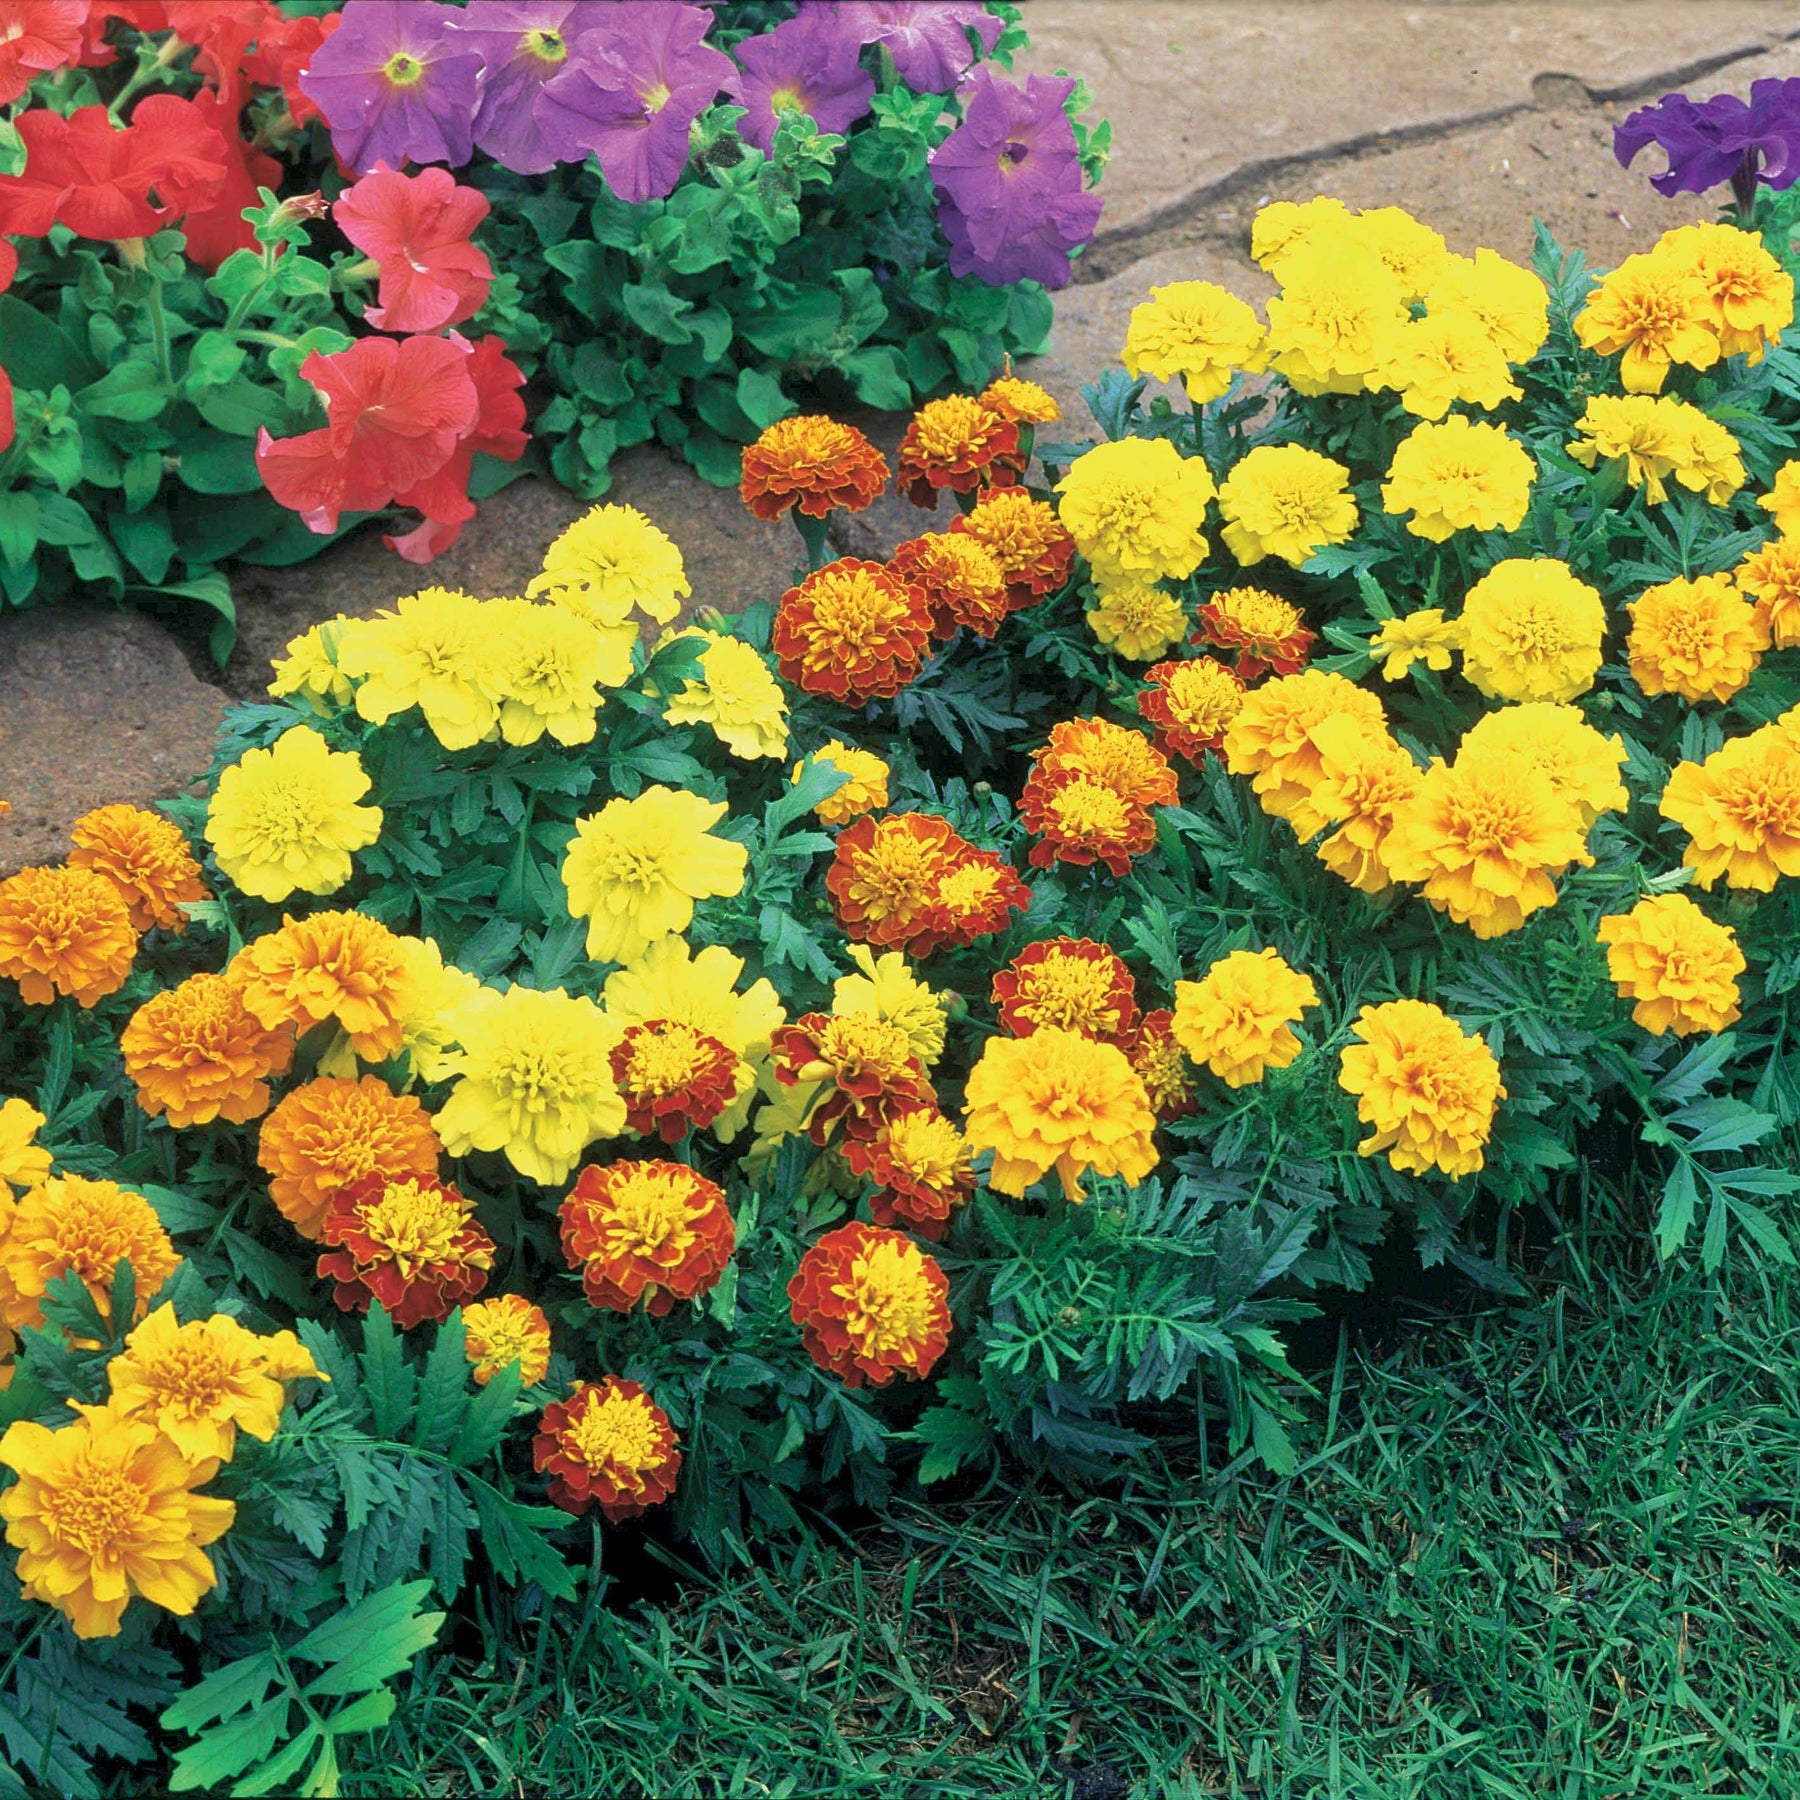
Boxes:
[357,1202,1800,1799]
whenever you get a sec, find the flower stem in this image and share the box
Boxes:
[144,272,175,389]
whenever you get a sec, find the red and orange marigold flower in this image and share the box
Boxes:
[992,938,1140,1045]
[787,1221,951,1388]
[950,487,1077,610]
[739,415,889,521]
[887,532,1011,640]
[1128,1010,1198,1120]
[896,394,1021,508]
[317,1173,494,1327]
[533,1377,681,1520]
[1193,586,1317,679]
[120,973,295,1128]
[771,557,934,704]
[0,865,137,1007]
[1138,656,1247,764]
[1018,718,1178,877]
[771,1012,936,1144]
[610,1020,740,1143]
[825,813,965,954]
[462,1295,553,1387]
[558,1159,735,1316]
[928,848,1033,952]
[844,1106,975,1240]
[66,805,207,934]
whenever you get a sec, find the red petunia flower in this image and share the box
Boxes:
[559,1159,735,1317]
[166,0,276,113]
[533,1377,681,1521]
[0,364,14,458]
[77,3,169,67]
[335,163,493,335]
[244,9,338,127]
[0,240,15,292]
[176,89,281,271]
[0,1,86,105]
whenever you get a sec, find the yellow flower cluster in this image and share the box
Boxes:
[1567,394,1744,506]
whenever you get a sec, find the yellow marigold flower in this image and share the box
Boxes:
[1381,415,1534,543]
[1660,725,1800,891]
[562,786,748,966]
[1574,250,1718,392]
[1457,558,1606,703]
[0,865,137,1008]
[0,1175,177,1334]
[833,945,947,1070]
[1736,534,1800,649]
[106,1303,319,1462]
[204,726,381,905]
[1627,574,1767,705]
[1217,444,1358,568]
[120,972,295,1129]
[1223,669,1388,823]
[487,598,611,742]
[979,375,1061,425]
[1338,999,1505,1178]
[1378,311,1522,420]
[1171,948,1319,1088]
[1086,576,1187,661]
[794,740,889,826]
[1306,715,1424,894]
[1343,206,1451,301]
[1757,461,1800,537]
[1250,195,1354,271]
[268,618,355,713]
[0,1403,234,1639]
[1655,220,1794,362]
[1597,894,1745,1037]
[1055,438,1216,585]
[1370,609,1463,682]
[336,588,500,751]
[962,1026,1158,1201]
[658,632,789,760]
[67,804,206,935]
[1674,410,1745,507]
[1566,392,1688,503]
[1122,280,1268,403]
[435,984,625,1185]
[1382,746,1591,938]
[232,910,418,1063]
[1264,242,1408,395]
[0,1098,51,1192]
[1426,249,1550,363]
[390,936,484,1084]
[1460,702,1629,826]
[463,1295,552,1386]
[527,502,690,641]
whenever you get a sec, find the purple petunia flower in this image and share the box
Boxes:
[931,67,1102,289]
[450,0,611,175]
[729,12,875,155]
[534,2,733,204]
[298,0,485,175]
[1615,77,1800,214]
[814,1,1002,95]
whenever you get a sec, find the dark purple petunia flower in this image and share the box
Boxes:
[451,0,611,174]
[1615,77,1800,214]
[298,0,485,174]
[806,1,1002,95]
[729,12,875,154]
[931,66,1101,289]
[535,2,733,204]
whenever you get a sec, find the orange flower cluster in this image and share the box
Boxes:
[230,910,418,1061]
[825,813,1030,957]
[951,487,1077,610]
[558,1159,735,1315]
[610,1020,740,1143]
[896,394,1021,509]
[787,1221,951,1388]
[888,531,1011,640]
[1018,718,1179,875]
[533,1376,680,1520]
[120,973,295,1128]
[992,938,1140,1045]
[67,805,207,934]
[317,1173,494,1327]
[771,1011,936,1144]
[843,1107,975,1239]
[771,557,935,704]
[1193,587,1317,680]
[739,415,889,521]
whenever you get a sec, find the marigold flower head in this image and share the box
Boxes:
[1223,669,1388,823]
[889,532,1010,641]
[1137,656,1246,765]
[1122,279,1268,403]
[1305,715,1425,894]
[1265,241,1409,395]
[795,740,890,827]
[0,865,137,1008]
[1597,894,1745,1037]
[336,587,501,751]
[1339,999,1504,1177]
[1736,534,1800,649]
[1379,310,1522,420]
[1217,444,1358,569]
[1459,703,1628,826]
[0,1098,51,1193]
[1126,1010,1196,1121]
[67,805,206,934]
[462,1295,552,1387]
[772,1010,935,1145]
[204,726,381,904]
[963,1026,1158,1200]
[562,787,748,967]
[533,1377,680,1520]
[257,1074,443,1241]
[107,1304,320,1463]
[1195,586,1316,679]
[318,1172,494,1327]
[826,812,968,954]
[1370,608,1462,683]
[232,910,418,1063]
[772,557,934,703]
[787,1221,950,1387]
[269,619,356,713]
[0,1175,178,1335]
[740,414,889,521]
[610,1020,741,1142]
[120,973,295,1130]
[1626,573,1768,705]
[1086,575,1188,662]
[527,501,690,634]
[843,1108,974,1239]
[560,1158,734,1315]
[928,849,1033,952]
[1574,250,1719,392]
[1171,948,1319,1087]
[1758,461,1800,537]
[979,375,1060,425]
[1032,717,1181,811]
[1457,558,1606,703]
[434,984,625,1186]
[1655,220,1793,362]
[1250,195,1355,271]
[0,1406,234,1640]
[1659,725,1800,891]
[657,631,789,759]
[1566,392,1687,503]
[951,486,1077,608]
[896,394,1020,508]
[832,945,948,1069]
[1381,415,1535,543]
[1669,407,1745,506]
[1019,772,1157,876]
[487,598,611,743]
[1425,248,1550,363]
[1056,437,1216,585]
[1340,205,1451,300]
[993,938,1139,1045]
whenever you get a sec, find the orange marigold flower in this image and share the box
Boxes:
[257,1074,442,1241]
[980,374,1061,425]
[1138,657,1247,765]
[992,938,1139,1044]
[610,1021,740,1143]
[1626,573,1769,705]
[843,1106,974,1240]
[888,532,1011,640]
[772,557,934,704]
[1306,716,1426,895]
[463,1294,552,1387]
[1659,724,1800,890]
[1171,948,1320,1087]
[1736,534,1800,649]
[0,866,137,1008]
[66,805,206,934]
[559,1158,735,1315]
[120,973,295,1129]
[826,812,968,953]
[1193,587,1317,680]
[1031,717,1181,812]
[533,1376,680,1520]
[317,1173,494,1328]
[787,1221,950,1387]
[0,1175,178,1335]
[772,1011,935,1144]
[950,487,1077,609]
[739,414,889,521]
[1596,893,1745,1037]
[896,394,1021,509]
[1128,1010,1197,1120]
[796,740,890,826]
[1019,770,1158,876]
[231,910,419,1062]
[1222,670,1389,824]
[928,849,1033,952]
